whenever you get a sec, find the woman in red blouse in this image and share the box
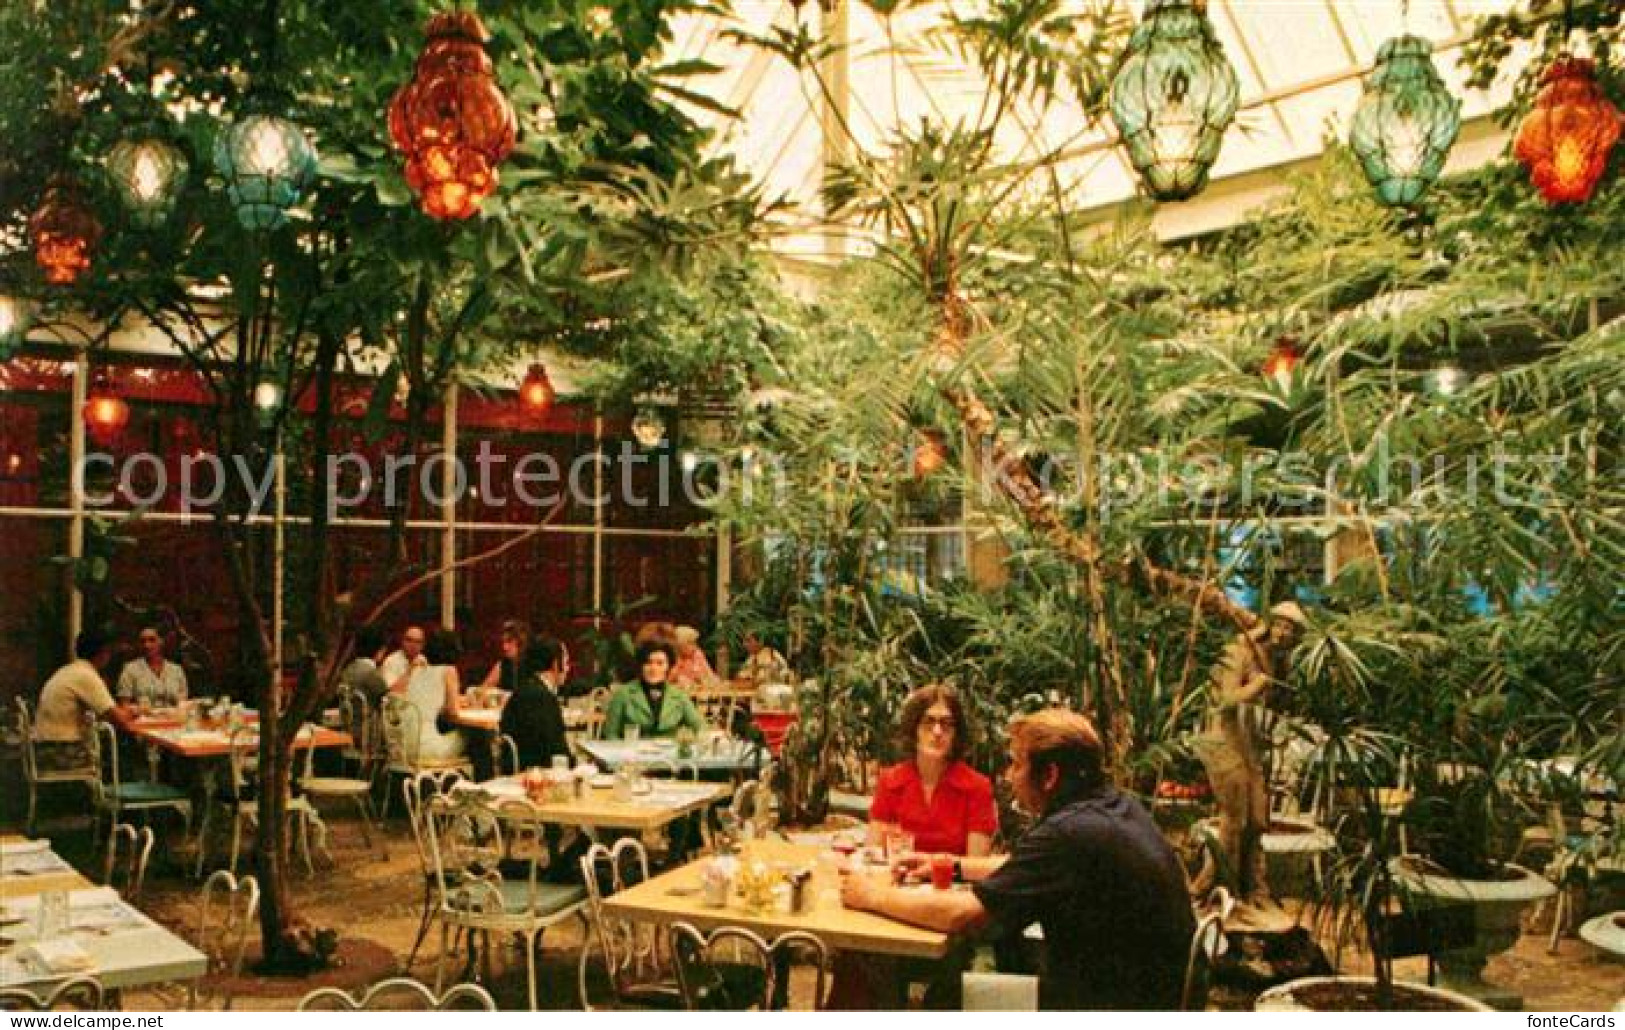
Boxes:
[869,683,998,857]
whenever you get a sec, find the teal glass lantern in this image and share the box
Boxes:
[106,135,190,229]
[1349,36,1462,207]
[1109,0,1240,202]
[213,110,317,230]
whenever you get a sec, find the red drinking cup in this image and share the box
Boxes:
[929,854,955,891]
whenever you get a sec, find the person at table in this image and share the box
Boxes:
[737,630,790,684]
[390,628,467,765]
[602,640,705,740]
[115,625,188,710]
[502,638,571,771]
[341,623,390,707]
[669,625,717,689]
[842,709,1195,1011]
[478,619,530,694]
[869,683,997,858]
[34,627,136,772]
[381,624,427,693]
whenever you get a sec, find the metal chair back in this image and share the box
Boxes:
[1182,887,1234,1011]
[297,977,495,1011]
[578,838,663,1009]
[404,769,466,879]
[0,976,104,1011]
[102,822,155,900]
[194,870,259,1010]
[668,921,775,1010]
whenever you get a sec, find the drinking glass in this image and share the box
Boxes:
[884,830,915,864]
[930,854,955,891]
[625,725,641,743]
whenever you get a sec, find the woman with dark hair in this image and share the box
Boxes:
[401,628,467,762]
[868,684,997,858]
[602,640,704,740]
[478,619,531,693]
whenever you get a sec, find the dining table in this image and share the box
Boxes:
[578,737,770,779]
[457,775,731,834]
[123,711,351,760]
[0,837,207,995]
[602,839,952,960]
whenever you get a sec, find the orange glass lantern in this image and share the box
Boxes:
[84,371,130,445]
[29,176,102,285]
[519,363,555,413]
[388,11,517,220]
[1513,56,1623,205]
[912,430,948,478]
[1262,338,1301,392]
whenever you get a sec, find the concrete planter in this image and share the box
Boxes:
[1390,858,1556,1010]
[1579,911,1625,961]
[1256,975,1492,1012]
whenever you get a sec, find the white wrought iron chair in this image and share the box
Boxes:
[667,922,776,1011]
[0,976,104,1011]
[582,686,611,742]
[1182,887,1235,1011]
[424,790,589,1011]
[379,695,472,820]
[101,822,155,901]
[297,977,496,1011]
[577,838,680,1010]
[193,727,324,878]
[190,870,260,1010]
[300,721,383,856]
[403,768,468,969]
[90,721,193,845]
[15,698,99,836]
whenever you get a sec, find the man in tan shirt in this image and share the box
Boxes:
[34,628,135,770]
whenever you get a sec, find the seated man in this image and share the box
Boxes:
[116,625,189,708]
[841,709,1195,1011]
[502,638,570,771]
[34,627,136,771]
[340,624,391,707]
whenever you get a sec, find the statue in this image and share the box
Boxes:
[1191,601,1305,932]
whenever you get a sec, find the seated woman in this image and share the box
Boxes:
[396,629,467,765]
[669,625,718,689]
[478,619,530,694]
[832,684,997,1009]
[602,640,704,740]
[869,683,997,858]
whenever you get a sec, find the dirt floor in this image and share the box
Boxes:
[8,798,1623,1011]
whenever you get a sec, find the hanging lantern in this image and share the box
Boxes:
[388,11,518,220]
[105,135,190,229]
[631,407,667,449]
[1109,0,1240,202]
[214,108,318,230]
[1513,56,1623,206]
[1262,338,1300,392]
[0,296,33,362]
[519,363,555,413]
[84,370,130,445]
[29,177,102,285]
[912,430,948,478]
[1349,36,1462,207]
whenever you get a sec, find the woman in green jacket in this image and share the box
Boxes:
[603,640,705,739]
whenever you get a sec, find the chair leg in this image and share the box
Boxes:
[407,884,434,968]
[26,782,38,837]
[194,805,212,878]
[297,811,315,877]
[434,921,450,994]
[526,929,540,1011]
[228,815,244,875]
[354,796,374,849]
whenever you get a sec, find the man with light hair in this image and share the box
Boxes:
[842,709,1194,1010]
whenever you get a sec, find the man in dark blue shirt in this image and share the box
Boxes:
[501,638,571,771]
[842,709,1195,1010]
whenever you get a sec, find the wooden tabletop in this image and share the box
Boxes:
[124,718,352,759]
[463,777,731,832]
[603,840,951,959]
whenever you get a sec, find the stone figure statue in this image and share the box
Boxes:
[1191,601,1305,932]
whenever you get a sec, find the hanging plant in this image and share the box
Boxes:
[29,175,102,285]
[1513,56,1623,206]
[1349,35,1462,207]
[1109,0,1240,202]
[388,11,517,220]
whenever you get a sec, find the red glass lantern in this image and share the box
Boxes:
[1513,56,1623,205]
[29,176,102,285]
[519,363,555,413]
[912,430,948,478]
[84,371,130,445]
[388,11,517,220]
[1262,338,1301,391]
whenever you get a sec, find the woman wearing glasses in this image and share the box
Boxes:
[116,626,189,709]
[868,683,997,858]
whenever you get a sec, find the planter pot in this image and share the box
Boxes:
[1390,858,1556,1010]
[1579,911,1625,962]
[1256,975,1492,1012]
